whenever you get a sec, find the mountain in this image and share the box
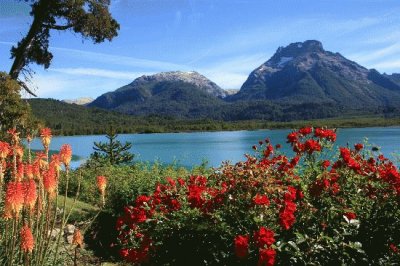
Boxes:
[88,71,228,118]
[88,41,400,120]
[229,40,400,109]
[384,73,400,86]
[63,97,94,105]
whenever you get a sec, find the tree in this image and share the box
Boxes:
[9,0,120,95]
[0,72,40,137]
[90,128,134,165]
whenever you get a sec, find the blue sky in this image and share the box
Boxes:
[1,0,400,99]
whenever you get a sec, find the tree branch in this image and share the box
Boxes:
[46,23,74,30]
[18,81,37,97]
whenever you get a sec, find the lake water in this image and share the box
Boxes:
[28,127,400,168]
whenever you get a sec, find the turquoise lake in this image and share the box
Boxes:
[28,127,400,168]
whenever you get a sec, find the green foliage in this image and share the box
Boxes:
[28,98,400,136]
[64,162,211,214]
[9,0,119,94]
[62,162,211,260]
[89,129,134,166]
[0,72,38,137]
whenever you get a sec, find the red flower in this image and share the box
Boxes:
[59,144,72,168]
[298,126,312,135]
[43,168,58,199]
[5,181,24,218]
[254,227,275,248]
[290,156,300,167]
[304,139,321,154]
[0,141,10,159]
[314,128,336,141]
[96,176,107,195]
[253,194,270,206]
[389,243,399,253]
[20,225,35,253]
[279,209,296,230]
[258,248,276,266]
[234,235,249,259]
[344,212,357,220]
[354,143,364,151]
[286,132,298,143]
[135,195,151,207]
[322,160,330,168]
[263,144,274,158]
[187,184,206,208]
[23,179,37,211]
[40,128,52,149]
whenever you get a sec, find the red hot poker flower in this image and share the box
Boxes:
[23,179,37,211]
[72,229,84,248]
[40,127,52,150]
[43,168,57,199]
[60,144,72,168]
[5,181,24,217]
[20,225,35,253]
[0,141,10,159]
[97,176,107,195]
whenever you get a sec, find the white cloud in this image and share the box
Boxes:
[27,72,131,99]
[370,60,400,72]
[198,53,267,89]
[347,43,400,64]
[51,68,152,80]
[53,47,189,71]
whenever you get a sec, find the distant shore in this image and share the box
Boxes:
[47,115,400,136]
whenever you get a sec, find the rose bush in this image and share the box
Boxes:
[115,127,400,265]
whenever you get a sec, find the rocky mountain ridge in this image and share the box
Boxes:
[84,40,400,119]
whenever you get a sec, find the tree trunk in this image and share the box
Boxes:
[9,0,48,80]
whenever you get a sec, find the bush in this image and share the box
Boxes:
[66,161,211,214]
[114,127,400,265]
[64,161,212,260]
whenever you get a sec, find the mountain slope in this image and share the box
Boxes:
[229,40,400,108]
[88,71,228,118]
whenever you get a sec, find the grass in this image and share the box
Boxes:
[56,195,99,222]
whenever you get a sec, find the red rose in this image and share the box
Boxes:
[390,243,399,253]
[234,235,249,259]
[254,227,275,248]
[298,126,312,135]
[344,212,357,220]
[253,194,270,206]
[287,132,298,143]
[322,160,330,168]
[279,210,296,230]
[354,143,364,151]
[258,248,276,266]
[304,139,321,154]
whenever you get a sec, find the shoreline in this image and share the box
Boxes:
[48,116,400,137]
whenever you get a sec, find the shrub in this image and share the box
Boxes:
[115,127,400,265]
